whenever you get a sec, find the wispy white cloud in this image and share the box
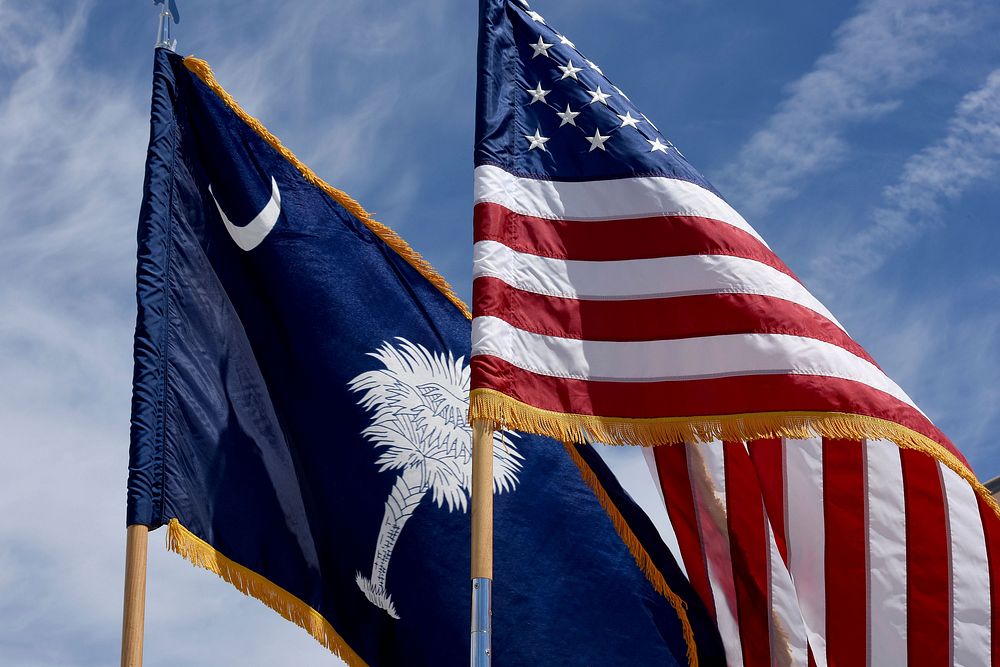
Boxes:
[719,0,980,217]
[810,68,1000,287]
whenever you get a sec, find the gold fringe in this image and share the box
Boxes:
[470,388,1000,520]
[181,56,471,320]
[166,519,368,667]
[562,443,700,667]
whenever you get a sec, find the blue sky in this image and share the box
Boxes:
[2,0,999,664]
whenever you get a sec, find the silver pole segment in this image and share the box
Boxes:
[471,577,492,666]
[155,4,176,50]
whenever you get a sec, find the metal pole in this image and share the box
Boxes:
[470,421,494,667]
[154,3,176,51]
[120,524,149,667]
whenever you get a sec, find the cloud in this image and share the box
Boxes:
[810,68,1000,287]
[718,0,980,217]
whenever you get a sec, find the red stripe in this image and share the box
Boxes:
[978,495,1000,667]
[474,201,797,278]
[900,449,950,667]
[724,441,772,667]
[471,355,962,464]
[474,276,877,366]
[653,444,717,619]
[747,438,788,563]
[822,438,868,667]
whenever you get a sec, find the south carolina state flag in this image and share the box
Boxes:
[126,49,724,666]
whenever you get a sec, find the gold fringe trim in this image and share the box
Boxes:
[470,388,1000,520]
[166,519,368,667]
[562,443,700,666]
[181,56,471,320]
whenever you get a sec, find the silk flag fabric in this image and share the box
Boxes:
[127,49,725,666]
[467,0,982,483]
[469,1,1000,664]
[581,436,1000,666]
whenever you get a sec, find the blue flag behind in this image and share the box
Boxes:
[128,49,724,666]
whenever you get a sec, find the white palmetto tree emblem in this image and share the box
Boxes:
[349,338,522,619]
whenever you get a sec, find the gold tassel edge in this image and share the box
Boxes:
[166,519,368,667]
[562,443,700,667]
[470,388,1000,520]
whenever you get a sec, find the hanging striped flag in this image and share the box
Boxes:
[574,436,1000,666]
[471,1,1000,664]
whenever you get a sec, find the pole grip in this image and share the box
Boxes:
[121,524,149,667]
[470,421,494,580]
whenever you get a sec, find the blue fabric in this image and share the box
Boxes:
[128,48,723,665]
[475,0,717,193]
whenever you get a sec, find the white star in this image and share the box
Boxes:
[613,85,631,101]
[587,86,611,105]
[525,128,550,151]
[648,138,669,153]
[558,34,575,48]
[586,59,603,75]
[556,104,580,127]
[527,10,545,23]
[617,111,641,129]
[586,128,611,151]
[641,113,658,131]
[529,36,553,59]
[526,82,551,104]
[558,60,583,80]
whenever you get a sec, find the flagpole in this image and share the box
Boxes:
[120,524,149,667]
[470,420,494,667]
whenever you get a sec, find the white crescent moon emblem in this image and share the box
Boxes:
[209,176,281,251]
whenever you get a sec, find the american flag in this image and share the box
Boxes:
[470,1,1000,664]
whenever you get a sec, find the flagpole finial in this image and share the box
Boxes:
[153,0,178,51]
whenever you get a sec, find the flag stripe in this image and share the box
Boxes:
[473,201,792,273]
[822,439,868,667]
[472,316,914,405]
[472,240,841,327]
[940,462,992,667]
[977,495,1000,667]
[765,519,811,667]
[471,355,949,450]
[473,277,876,364]
[590,435,994,667]
[747,439,788,562]
[473,164,764,243]
[655,444,717,618]
[901,449,950,667]
[784,438,828,665]
[723,442,773,667]
[689,442,746,666]
[865,440,908,667]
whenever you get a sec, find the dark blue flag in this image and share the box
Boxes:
[128,48,724,666]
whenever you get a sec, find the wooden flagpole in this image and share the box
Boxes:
[120,524,149,667]
[470,420,494,666]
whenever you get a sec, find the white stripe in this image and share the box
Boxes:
[472,239,841,328]
[473,164,767,245]
[590,443,687,577]
[939,461,992,667]
[865,440,907,667]
[472,315,917,408]
[688,441,745,667]
[766,518,811,667]
[784,438,828,666]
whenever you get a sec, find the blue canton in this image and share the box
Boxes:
[475,0,717,193]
